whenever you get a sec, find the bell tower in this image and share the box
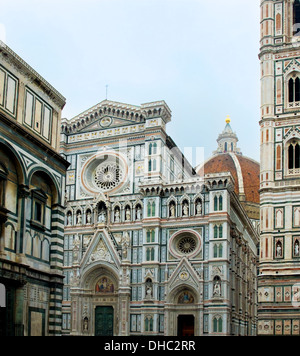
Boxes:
[258,0,300,336]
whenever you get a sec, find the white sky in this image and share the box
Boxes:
[0,0,261,164]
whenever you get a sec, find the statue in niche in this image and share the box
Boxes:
[98,209,106,223]
[213,277,221,297]
[125,207,131,221]
[169,202,175,218]
[114,208,120,223]
[196,200,202,215]
[67,212,72,226]
[83,317,89,332]
[182,202,189,217]
[76,211,82,225]
[295,239,300,257]
[276,240,283,258]
[136,206,142,220]
[145,278,153,299]
[86,210,92,224]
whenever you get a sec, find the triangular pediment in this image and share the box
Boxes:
[283,59,300,75]
[77,116,142,133]
[81,228,121,269]
[283,127,300,143]
[167,257,201,293]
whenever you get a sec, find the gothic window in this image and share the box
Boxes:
[146,230,155,243]
[145,316,153,332]
[146,247,155,261]
[288,76,300,104]
[213,316,223,333]
[214,196,218,211]
[294,0,300,36]
[147,201,156,217]
[287,140,300,173]
[149,159,157,172]
[213,225,223,239]
[149,142,157,156]
[213,243,223,258]
[214,195,223,211]
[214,225,218,239]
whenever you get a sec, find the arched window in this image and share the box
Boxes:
[289,78,295,103]
[294,0,300,35]
[151,201,156,217]
[288,141,300,172]
[153,142,157,155]
[288,75,300,104]
[214,225,218,239]
[214,196,218,211]
[219,195,223,211]
[213,316,223,333]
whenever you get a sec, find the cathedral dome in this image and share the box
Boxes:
[197,118,260,220]
[203,153,260,205]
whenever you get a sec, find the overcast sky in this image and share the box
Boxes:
[0,0,260,165]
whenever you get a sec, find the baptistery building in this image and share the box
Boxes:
[60,101,260,336]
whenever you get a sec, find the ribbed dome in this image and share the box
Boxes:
[198,118,260,220]
[202,153,260,205]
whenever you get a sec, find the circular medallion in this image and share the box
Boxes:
[100,117,112,128]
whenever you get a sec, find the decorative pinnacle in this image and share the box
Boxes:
[225,115,231,124]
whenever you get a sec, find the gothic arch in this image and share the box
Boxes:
[81,264,119,291]
[167,284,199,305]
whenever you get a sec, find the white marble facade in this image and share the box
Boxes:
[60,100,259,336]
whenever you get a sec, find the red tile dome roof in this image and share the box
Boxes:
[201,153,260,205]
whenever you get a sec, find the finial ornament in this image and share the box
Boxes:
[226,115,231,124]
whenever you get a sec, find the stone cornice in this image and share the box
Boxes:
[0,40,66,109]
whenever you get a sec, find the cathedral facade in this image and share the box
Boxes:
[60,101,259,336]
[258,0,300,336]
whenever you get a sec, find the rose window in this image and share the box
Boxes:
[177,236,197,254]
[169,229,202,259]
[93,164,124,191]
[81,153,128,194]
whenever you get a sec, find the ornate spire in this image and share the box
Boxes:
[214,116,242,155]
